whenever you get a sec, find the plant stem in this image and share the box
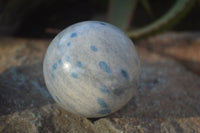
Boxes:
[127,0,195,39]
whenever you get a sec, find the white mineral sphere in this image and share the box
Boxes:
[43,21,140,118]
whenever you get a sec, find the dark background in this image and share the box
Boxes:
[0,0,199,38]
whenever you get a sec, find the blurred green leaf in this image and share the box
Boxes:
[127,0,196,39]
[108,0,138,30]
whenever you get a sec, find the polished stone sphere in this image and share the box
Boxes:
[43,21,140,118]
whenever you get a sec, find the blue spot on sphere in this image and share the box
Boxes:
[51,73,55,78]
[58,59,62,65]
[65,56,70,62]
[99,22,106,25]
[99,61,112,74]
[90,45,98,52]
[98,109,111,114]
[70,32,77,38]
[100,85,110,94]
[52,63,57,70]
[97,98,108,108]
[67,42,71,46]
[56,96,61,103]
[121,69,129,80]
[71,73,78,79]
[77,61,83,67]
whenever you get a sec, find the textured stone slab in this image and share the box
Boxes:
[0,36,200,133]
[109,47,200,132]
[138,32,200,75]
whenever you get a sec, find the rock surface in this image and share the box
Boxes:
[139,32,200,75]
[0,34,200,133]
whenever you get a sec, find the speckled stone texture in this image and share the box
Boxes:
[43,21,140,117]
[0,33,200,133]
